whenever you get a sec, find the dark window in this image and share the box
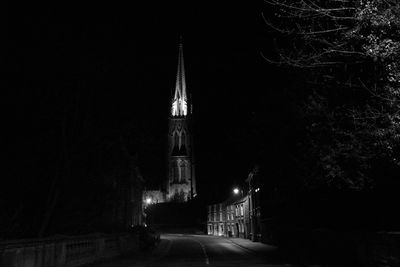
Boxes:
[174,132,179,147]
[181,132,186,147]
[173,163,179,182]
[180,161,186,180]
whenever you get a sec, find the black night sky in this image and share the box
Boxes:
[7,1,287,203]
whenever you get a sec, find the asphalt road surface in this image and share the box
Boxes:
[93,234,294,267]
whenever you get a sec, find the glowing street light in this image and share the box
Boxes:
[145,197,152,205]
[233,188,240,195]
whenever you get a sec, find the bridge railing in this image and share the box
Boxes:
[0,233,139,267]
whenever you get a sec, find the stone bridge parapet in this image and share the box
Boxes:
[0,233,139,267]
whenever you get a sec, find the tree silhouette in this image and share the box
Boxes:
[263,0,400,190]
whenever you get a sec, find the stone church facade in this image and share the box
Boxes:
[143,40,196,204]
[166,41,197,202]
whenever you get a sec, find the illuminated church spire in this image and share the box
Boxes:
[166,38,196,202]
[171,39,188,116]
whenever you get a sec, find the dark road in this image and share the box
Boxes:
[93,234,295,267]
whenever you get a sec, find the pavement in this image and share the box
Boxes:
[90,234,298,266]
[224,237,279,256]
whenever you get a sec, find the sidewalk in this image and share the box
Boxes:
[225,237,279,255]
[226,237,328,267]
[225,237,303,266]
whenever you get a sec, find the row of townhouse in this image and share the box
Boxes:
[207,166,265,242]
[207,196,250,239]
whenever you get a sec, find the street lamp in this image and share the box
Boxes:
[233,188,240,195]
[233,187,244,197]
[145,197,152,205]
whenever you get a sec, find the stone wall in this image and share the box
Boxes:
[358,232,400,267]
[0,233,139,267]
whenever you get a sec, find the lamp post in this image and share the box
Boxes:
[142,197,153,227]
[233,187,248,238]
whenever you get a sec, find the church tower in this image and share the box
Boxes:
[166,40,196,202]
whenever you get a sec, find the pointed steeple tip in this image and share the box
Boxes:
[179,35,183,46]
[172,37,188,117]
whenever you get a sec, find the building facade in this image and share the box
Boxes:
[207,196,250,239]
[207,203,224,236]
[166,41,197,202]
[207,167,266,242]
[246,166,263,241]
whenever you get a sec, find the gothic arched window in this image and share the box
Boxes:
[180,161,186,181]
[173,162,179,183]
[174,132,179,148]
[181,132,186,148]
